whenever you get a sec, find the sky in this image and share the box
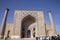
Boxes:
[0,0,60,34]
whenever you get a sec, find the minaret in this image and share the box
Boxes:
[1,8,9,39]
[48,10,56,36]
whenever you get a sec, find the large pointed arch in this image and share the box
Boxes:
[21,15,36,38]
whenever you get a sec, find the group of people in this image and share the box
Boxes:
[4,33,60,40]
[49,35,60,40]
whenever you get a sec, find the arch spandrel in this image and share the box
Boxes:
[20,11,38,20]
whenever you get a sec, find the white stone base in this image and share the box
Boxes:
[4,36,20,39]
[10,36,20,39]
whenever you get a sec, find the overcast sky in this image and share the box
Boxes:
[0,0,60,34]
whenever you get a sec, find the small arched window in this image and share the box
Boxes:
[27,30,31,38]
[33,28,35,31]
[33,32,35,37]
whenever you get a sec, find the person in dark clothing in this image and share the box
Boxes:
[57,35,60,40]
[5,30,11,40]
[51,36,55,40]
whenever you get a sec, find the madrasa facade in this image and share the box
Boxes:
[1,9,56,39]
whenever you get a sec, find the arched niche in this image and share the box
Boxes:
[21,15,36,38]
